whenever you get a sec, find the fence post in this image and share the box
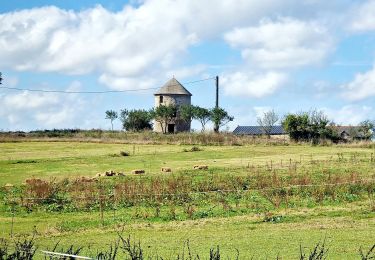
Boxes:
[99,179,104,227]
[10,189,15,238]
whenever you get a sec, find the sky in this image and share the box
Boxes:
[1,0,375,131]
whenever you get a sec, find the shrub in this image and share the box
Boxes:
[120,151,130,156]
[183,146,203,152]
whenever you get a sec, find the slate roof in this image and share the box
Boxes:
[233,125,285,135]
[154,78,192,96]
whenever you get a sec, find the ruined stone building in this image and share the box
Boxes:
[153,78,192,133]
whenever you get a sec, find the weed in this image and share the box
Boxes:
[299,239,329,260]
[0,235,37,260]
[359,244,375,260]
[118,234,143,260]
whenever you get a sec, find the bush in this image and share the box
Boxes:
[183,146,203,152]
[120,151,130,156]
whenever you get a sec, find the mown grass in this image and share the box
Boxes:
[0,140,375,259]
[1,203,374,259]
[1,141,374,186]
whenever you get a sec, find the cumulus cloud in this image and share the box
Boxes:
[221,71,288,98]
[323,105,373,125]
[341,65,375,101]
[0,82,87,129]
[0,4,198,89]
[349,0,375,32]
[224,17,333,69]
[0,1,343,90]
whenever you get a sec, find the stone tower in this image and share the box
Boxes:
[154,78,192,133]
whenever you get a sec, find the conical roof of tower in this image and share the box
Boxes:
[154,78,192,96]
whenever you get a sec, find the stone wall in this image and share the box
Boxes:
[154,94,191,133]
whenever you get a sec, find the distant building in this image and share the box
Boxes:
[336,126,374,141]
[233,125,286,136]
[153,78,192,133]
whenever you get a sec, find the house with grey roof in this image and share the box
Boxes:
[154,78,192,133]
[336,126,375,141]
[233,125,286,136]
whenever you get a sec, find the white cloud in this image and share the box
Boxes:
[349,0,375,32]
[0,82,87,129]
[221,71,288,98]
[253,106,273,119]
[0,1,344,91]
[341,65,375,101]
[2,91,60,110]
[224,17,333,69]
[323,105,373,125]
[165,65,207,80]
[0,4,198,88]
[98,74,156,91]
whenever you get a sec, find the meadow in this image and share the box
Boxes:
[0,135,374,259]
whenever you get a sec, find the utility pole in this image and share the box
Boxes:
[214,76,219,132]
[215,75,219,108]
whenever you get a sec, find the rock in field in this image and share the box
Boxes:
[131,169,145,175]
[193,165,208,170]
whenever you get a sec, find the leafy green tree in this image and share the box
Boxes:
[120,109,152,131]
[210,107,234,133]
[105,110,118,131]
[193,106,211,132]
[150,105,177,134]
[282,113,310,141]
[308,110,331,143]
[282,110,337,143]
[179,104,195,125]
[359,120,375,140]
[257,109,279,138]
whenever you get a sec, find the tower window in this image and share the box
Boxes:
[159,96,163,103]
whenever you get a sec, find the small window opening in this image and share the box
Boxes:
[159,96,163,103]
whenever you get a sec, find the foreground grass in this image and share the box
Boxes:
[1,140,375,259]
[1,202,374,259]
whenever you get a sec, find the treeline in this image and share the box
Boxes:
[281,110,374,143]
[105,105,234,133]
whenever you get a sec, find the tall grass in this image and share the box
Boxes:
[0,130,289,146]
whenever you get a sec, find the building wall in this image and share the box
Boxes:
[154,94,191,133]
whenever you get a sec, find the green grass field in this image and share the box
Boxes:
[1,140,375,259]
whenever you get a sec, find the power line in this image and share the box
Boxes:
[0,77,216,94]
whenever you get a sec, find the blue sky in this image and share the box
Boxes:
[1,0,375,131]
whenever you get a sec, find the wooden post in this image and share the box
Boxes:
[215,76,219,108]
[214,76,219,132]
[10,191,15,238]
[99,180,104,227]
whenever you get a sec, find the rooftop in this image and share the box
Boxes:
[154,78,192,96]
[233,125,285,135]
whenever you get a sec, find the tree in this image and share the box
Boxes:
[179,104,195,125]
[257,109,279,138]
[282,112,310,141]
[150,105,177,134]
[193,106,211,132]
[120,109,152,132]
[308,110,331,143]
[105,110,118,131]
[359,120,374,140]
[282,110,337,143]
[210,107,234,133]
